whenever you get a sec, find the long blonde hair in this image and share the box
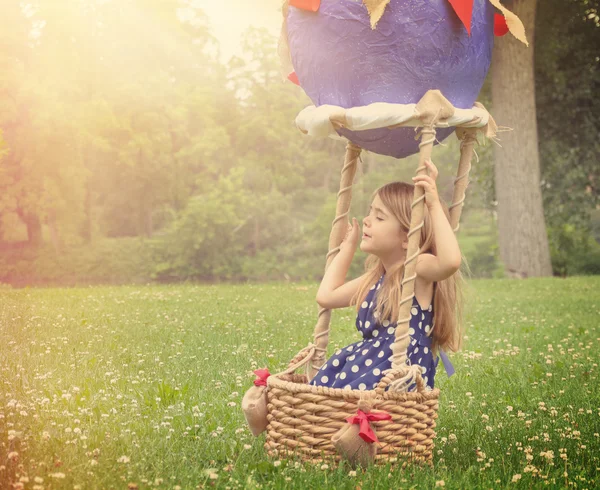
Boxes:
[350,182,465,356]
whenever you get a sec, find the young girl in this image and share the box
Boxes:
[310,159,464,392]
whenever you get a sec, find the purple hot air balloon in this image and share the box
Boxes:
[285,0,496,158]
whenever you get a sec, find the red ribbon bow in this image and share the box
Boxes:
[253,368,271,387]
[346,409,392,443]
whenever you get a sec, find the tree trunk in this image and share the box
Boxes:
[253,216,260,255]
[47,208,63,253]
[137,148,154,238]
[491,0,553,278]
[18,210,42,247]
[145,208,153,238]
[83,181,93,243]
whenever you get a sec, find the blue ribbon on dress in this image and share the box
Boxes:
[414,333,455,378]
[439,348,455,377]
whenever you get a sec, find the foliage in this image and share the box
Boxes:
[0,238,154,287]
[548,223,600,277]
[0,0,598,283]
[535,0,600,274]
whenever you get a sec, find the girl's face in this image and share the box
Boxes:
[360,194,407,258]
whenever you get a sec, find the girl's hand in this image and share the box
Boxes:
[340,217,360,251]
[412,159,441,209]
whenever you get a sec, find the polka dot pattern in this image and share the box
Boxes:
[309,273,439,392]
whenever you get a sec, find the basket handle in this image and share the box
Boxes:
[374,364,426,398]
[272,344,317,378]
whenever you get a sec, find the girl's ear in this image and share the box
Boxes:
[402,240,409,250]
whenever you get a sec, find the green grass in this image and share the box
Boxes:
[1,276,599,489]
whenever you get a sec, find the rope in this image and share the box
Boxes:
[275,344,317,378]
[387,365,423,392]
[309,94,486,390]
[450,128,478,233]
[388,125,436,382]
[309,142,362,380]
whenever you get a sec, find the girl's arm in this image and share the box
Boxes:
[316,218,363,309]
[414,161,462,282]
[415,202,461,282]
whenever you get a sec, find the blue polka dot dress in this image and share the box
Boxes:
[309,273,440,392]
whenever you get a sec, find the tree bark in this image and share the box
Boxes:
[145,208,153,238]
[253,216,260,255]
[82,181,93,243]
[45,206,63,253]
[491,0,553,278]
[16,209,42,247]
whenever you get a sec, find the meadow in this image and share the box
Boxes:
[0,275,599,489]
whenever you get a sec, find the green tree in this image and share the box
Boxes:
[0,2,88,248]
[535,0,600,273]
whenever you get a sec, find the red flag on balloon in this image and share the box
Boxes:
[287,72,300,86]
[447,1,510,38]
[448,0,474,35]
[289,0,321,12]
[494,13,509,36]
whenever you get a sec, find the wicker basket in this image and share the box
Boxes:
[263,345,439,467]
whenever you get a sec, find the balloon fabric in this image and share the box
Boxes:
[286,0,495,158]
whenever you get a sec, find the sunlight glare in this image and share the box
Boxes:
[187,0,282,62]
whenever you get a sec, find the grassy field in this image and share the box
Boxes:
[1,276,599,489]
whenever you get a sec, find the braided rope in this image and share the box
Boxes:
[389,127,436,376]
[309,142,362,380]
[276,344,317,378]
[450,128,478,233]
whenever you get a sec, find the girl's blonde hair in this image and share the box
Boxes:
[350,182,465,356]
